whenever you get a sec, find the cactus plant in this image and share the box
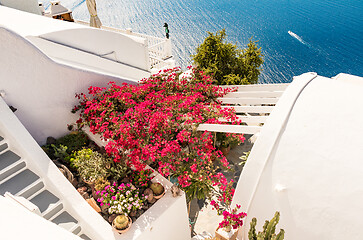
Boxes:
[94,177,110,192]
[113,215,130,230]
[248,211,285,240]
[150,182,164,196]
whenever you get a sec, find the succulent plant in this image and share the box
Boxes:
[94,177,110,191]
[143,188,155,203]
[113,215,130,230]
[150,182,164,196]
[248,211,285,240]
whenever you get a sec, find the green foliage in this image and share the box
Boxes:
[56,131,89,154]
[107,160,130,180]
[192,29,263,85]
[248,212,285,240]
[216,132,244,148]
[181,178,214,202]
[71,149,108,182]
[239,151,250,166]
[51,144,69,161]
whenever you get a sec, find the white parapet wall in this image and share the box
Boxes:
[0,23,145,145]
[232,72,363,239]
[0,6,154,145]
[0,196,82,240]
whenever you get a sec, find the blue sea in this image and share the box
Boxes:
[43,0,363,83]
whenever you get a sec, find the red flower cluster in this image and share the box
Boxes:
[74,67,243,201]
[219,205,247,229]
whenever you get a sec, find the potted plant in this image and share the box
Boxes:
[150,182,165,199]
[70,148,108,185]
[97,182,145,216]
[248,212,285,240]
[112,214,132,234]
[211,181,247,239]
[216,132,244,156]
[93,177,110,199]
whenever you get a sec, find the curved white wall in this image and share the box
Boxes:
[0,27,138,145]
[232,73,363,239]
[40,28,150,71]
[0,0,41,15]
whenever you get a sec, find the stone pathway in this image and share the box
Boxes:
[190,134,255,238]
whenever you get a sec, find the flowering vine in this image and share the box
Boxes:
[74,67,244,203]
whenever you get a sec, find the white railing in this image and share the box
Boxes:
[75,20,174,71]
[197,83,290,135]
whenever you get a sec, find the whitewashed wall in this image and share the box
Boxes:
[0,196,82,240]
[0,0,41,15]
[232,73,363,239]
[0,26,140,145]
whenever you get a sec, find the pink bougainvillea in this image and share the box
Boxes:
[74,67,244,201]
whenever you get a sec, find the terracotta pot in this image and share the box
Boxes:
[224,225,232,232]
[220,145,231,156]
[83,179,94,185]
[112,216,132,234]
[154,190,165,200]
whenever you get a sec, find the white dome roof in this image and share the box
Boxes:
[233,72,363,239]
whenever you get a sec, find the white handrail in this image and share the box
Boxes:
[75,20,174,70]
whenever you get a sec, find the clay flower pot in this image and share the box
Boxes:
[112,216,132,234]
[220,145,231,156]
[150,182,165,199]
[224,225,232,232]
[154,190,165,199]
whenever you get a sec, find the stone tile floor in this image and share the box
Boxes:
[189,134,255,238]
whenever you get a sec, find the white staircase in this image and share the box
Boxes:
[0,134,91,239]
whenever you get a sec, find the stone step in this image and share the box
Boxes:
[0,142,8,153]
[29,189,60,213]
[43,202,64,220]
[70,225,82,235]
[51,211,79,232]
[0,150,21,172]
[79,234,91,240]
[17,178,44,198]
[0,160,26,183]
[0,169,40,195]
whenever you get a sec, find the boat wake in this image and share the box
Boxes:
[288,31,310,47]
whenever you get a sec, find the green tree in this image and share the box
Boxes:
[192,29,264,85]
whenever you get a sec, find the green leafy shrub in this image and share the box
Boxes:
[239,151,250,166]
[192,29,263,85]
[56,131,89,154]
[71,149,108,182]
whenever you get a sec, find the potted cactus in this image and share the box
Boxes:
[248,211,285,240]
[112,214,132,234]
[150,182,165,199]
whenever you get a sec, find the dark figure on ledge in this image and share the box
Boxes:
[163,23,170,39]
